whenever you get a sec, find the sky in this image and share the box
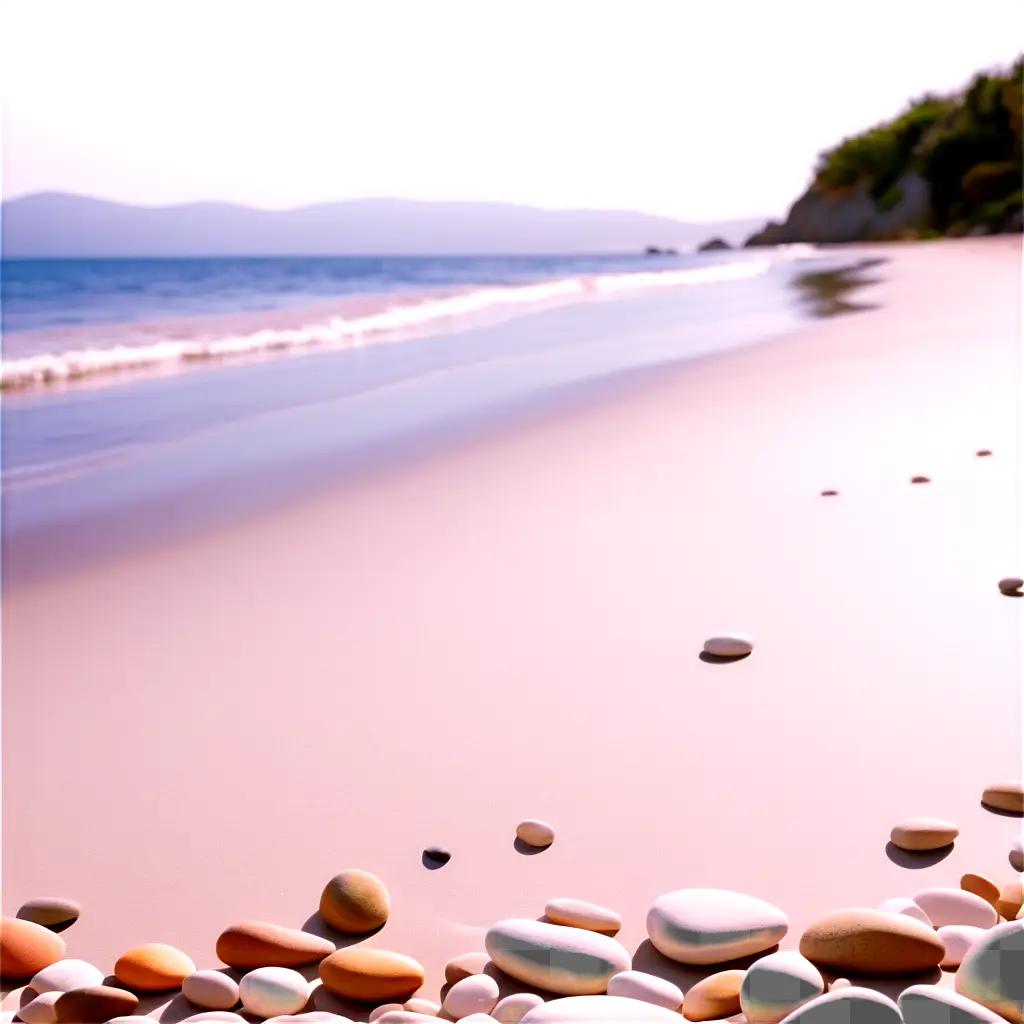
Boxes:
[2,0,1020,222]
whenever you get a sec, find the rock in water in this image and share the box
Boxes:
[485,918,630,994]
[114,942,196,990]
[444,951,490,984]
[15,899,81,933]
[900,985,1005,1024]
[939,925,987,969]
[798,909,944,975]
[998,578,1023,596]
[516,820,555,848]
[182,970,240,1010]
[238,967,309,1018]
[646,888,788,965]
[607,971,683,1011]
[443,974,499,1018]
[520,995,685,1022]
[544,898,621,935]
[982,781,1024,813]
[961,873,1002,913]
[913,888,998,929]
[216,921,335,968]
[877,897,932,926]
[683,969,744,1021]
[0,918,65,979]
[54,986,139,1023]
[778,988,900,1024]
[319,948,425,1002]
[889,817,958,851]
[319,868,391,933]
[29,959,105,994]
[740,950,825,1024]
[493,993,545,1022]
[702,634,754,659]
[955,920,1024,1023]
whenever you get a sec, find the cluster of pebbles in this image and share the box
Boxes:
[2,785,1022,1024]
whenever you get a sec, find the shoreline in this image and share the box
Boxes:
[2,237,1021,1018]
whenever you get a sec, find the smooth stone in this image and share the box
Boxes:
[683,969,744,1021]
[740,950,825,1024]
[1011,838,1023,872]
[368,1007,404,1022]
[911,476,931,484]
[445,952,490,985]
[265,1015,353,1024]
[890,817,958,851]
[982,781,1024,814]
[461,1017,497,1024]
[319,869,390,934]
[961,874,1003,913]
[900,985,1005,1024]
[939,925,987,969]
[778,988,900,1024]
[182,970,240,1009]
[607,971,683,1011]
[516,820,555,848]
[375,1015,441,1024]
[913,888,998,929]
[646,887,788,965]
[485,918,630,995]
[319,948,424,1002]
[493,993,545,1022]
[423,847,451,866]
[544,899,621,936]
[404,999,441,1015]
[998,880,1023,920]
[239,967,309,1018]
[976,449,994,456]
[15,900,81,933]
[53,986,140,1023]
[702,633,754,658]
[829,981,851,990]
[216,921,335,968]
[181,1014,248,1023]
[878,897,933,926]
[521,995,685,1021]
[998,578,1023,596]
[29,959,105,994]
[0,918,65,980]
[108,1019,162,1023]
[955,920,1024,1023]
[18,991,62,1024]
[114,943,196,991]
[443,974,500,1018]
[798,909,944,975]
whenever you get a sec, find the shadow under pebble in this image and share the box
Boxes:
[884,840,954,868]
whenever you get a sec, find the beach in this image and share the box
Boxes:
[2,237,1021,1017]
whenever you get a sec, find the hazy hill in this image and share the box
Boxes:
[0,193,762,257]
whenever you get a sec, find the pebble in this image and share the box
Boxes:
[607,970,683,1011]
[998,578,1023,596]
[961,873,1002,913]
[216,921,335,968]
[319,869,391,934]
[702,633,754,659]
[53,986,140,1023]
[683,969,744,1021]
[369,1007,404,1022]
[404,999,441,1015]
[544,898,621,935]
[15,899,81,933]
[778,988,901,1024]
[17,991,62,1024]
[976,450,993,457]
[444,951,490,984]
[739,950,824,1024]
[319,948,425,1002]
[820,490,839,497]
[180,1014,248,1024]
[239,967,309,1018]
[798,908,944,974]
[982,781,1024,813]
[0,918,65,980]
[877,897,932,926]
[911,476,931,484]
[375,1014,441,1024]
[1012,838,1024,872]
[108,1018,163,1024]
[486,918,629,995]
[646,887,788,965]
[913,888,998,929]
[516,820,555,848]
[998,880,1023,920]
[493,993,545,1022]
[422,847,451,866]
[114,942,196,991]
[29,958,105,994]
[443,974,500,1019]
[265,1015,353,1024]
[900,985,1005,1024]
[520,995,685,1022]
[939,925,987,969]
[890,817,958,851]
[955,920,1024,1023]
[182,970,240,1009]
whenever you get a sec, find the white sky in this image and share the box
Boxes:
[2,0,1020,222]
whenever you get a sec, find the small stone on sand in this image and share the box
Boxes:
[15,899,80,933]
[114,942,196,991]
[182,970,240,1010]
[878,897,932,926]
[216,921,335,968]
[911,476,931,484]
[976,449,993,457]
[913,888,997,929]
[544,897,621,935]
[1010,838,1023,872]
[740,950,824,1024]
[53,986,139,1023]
[890,817,958,851]
[955,921,1024,1023]
[607,971,683,1011]
[982,781,1024,813]
[702,634,754,660]
[998,578,1023,596]
[443,973,500,1019]
[444,951,490,985]
[493,993,545,1023]
[683,969,744,1021]
[961,873,1002,913]
[239,967,309,1018]
[0,918,65,980]
[516,820,555,848]
[798,908,944,974]
[29,959,105,994]
[938,925,986,969]
[319,868,391,933]
[319,948,425,1002]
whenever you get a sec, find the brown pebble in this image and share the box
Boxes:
[54,985,140,1022]
[319,948,425,1002]
[216,921,334,968]
[444,951,490,985]
[976,450,993,457]
[683,969,744,1021]
[997,880,1023,920]
[799,909,944,975]
[0,917,66,980]
[998,577,1023,597]
[961,873,1002,913]
[319,869,390,934]
[910,476,931,484]
[982,781,1024,814]
[115,943,196,991]
[820,490,839,497]
[16,898,81,933]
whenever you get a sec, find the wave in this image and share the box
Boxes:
[0,255,787,391]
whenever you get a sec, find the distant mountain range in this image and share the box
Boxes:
[1,192,763,258]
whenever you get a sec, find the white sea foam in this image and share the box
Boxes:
[1,257,784,391]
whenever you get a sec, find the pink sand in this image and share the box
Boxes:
[3,238,1021,1016]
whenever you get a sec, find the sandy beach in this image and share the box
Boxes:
[3,237,1021,1017]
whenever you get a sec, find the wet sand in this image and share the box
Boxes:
[3,237,1021,1017]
